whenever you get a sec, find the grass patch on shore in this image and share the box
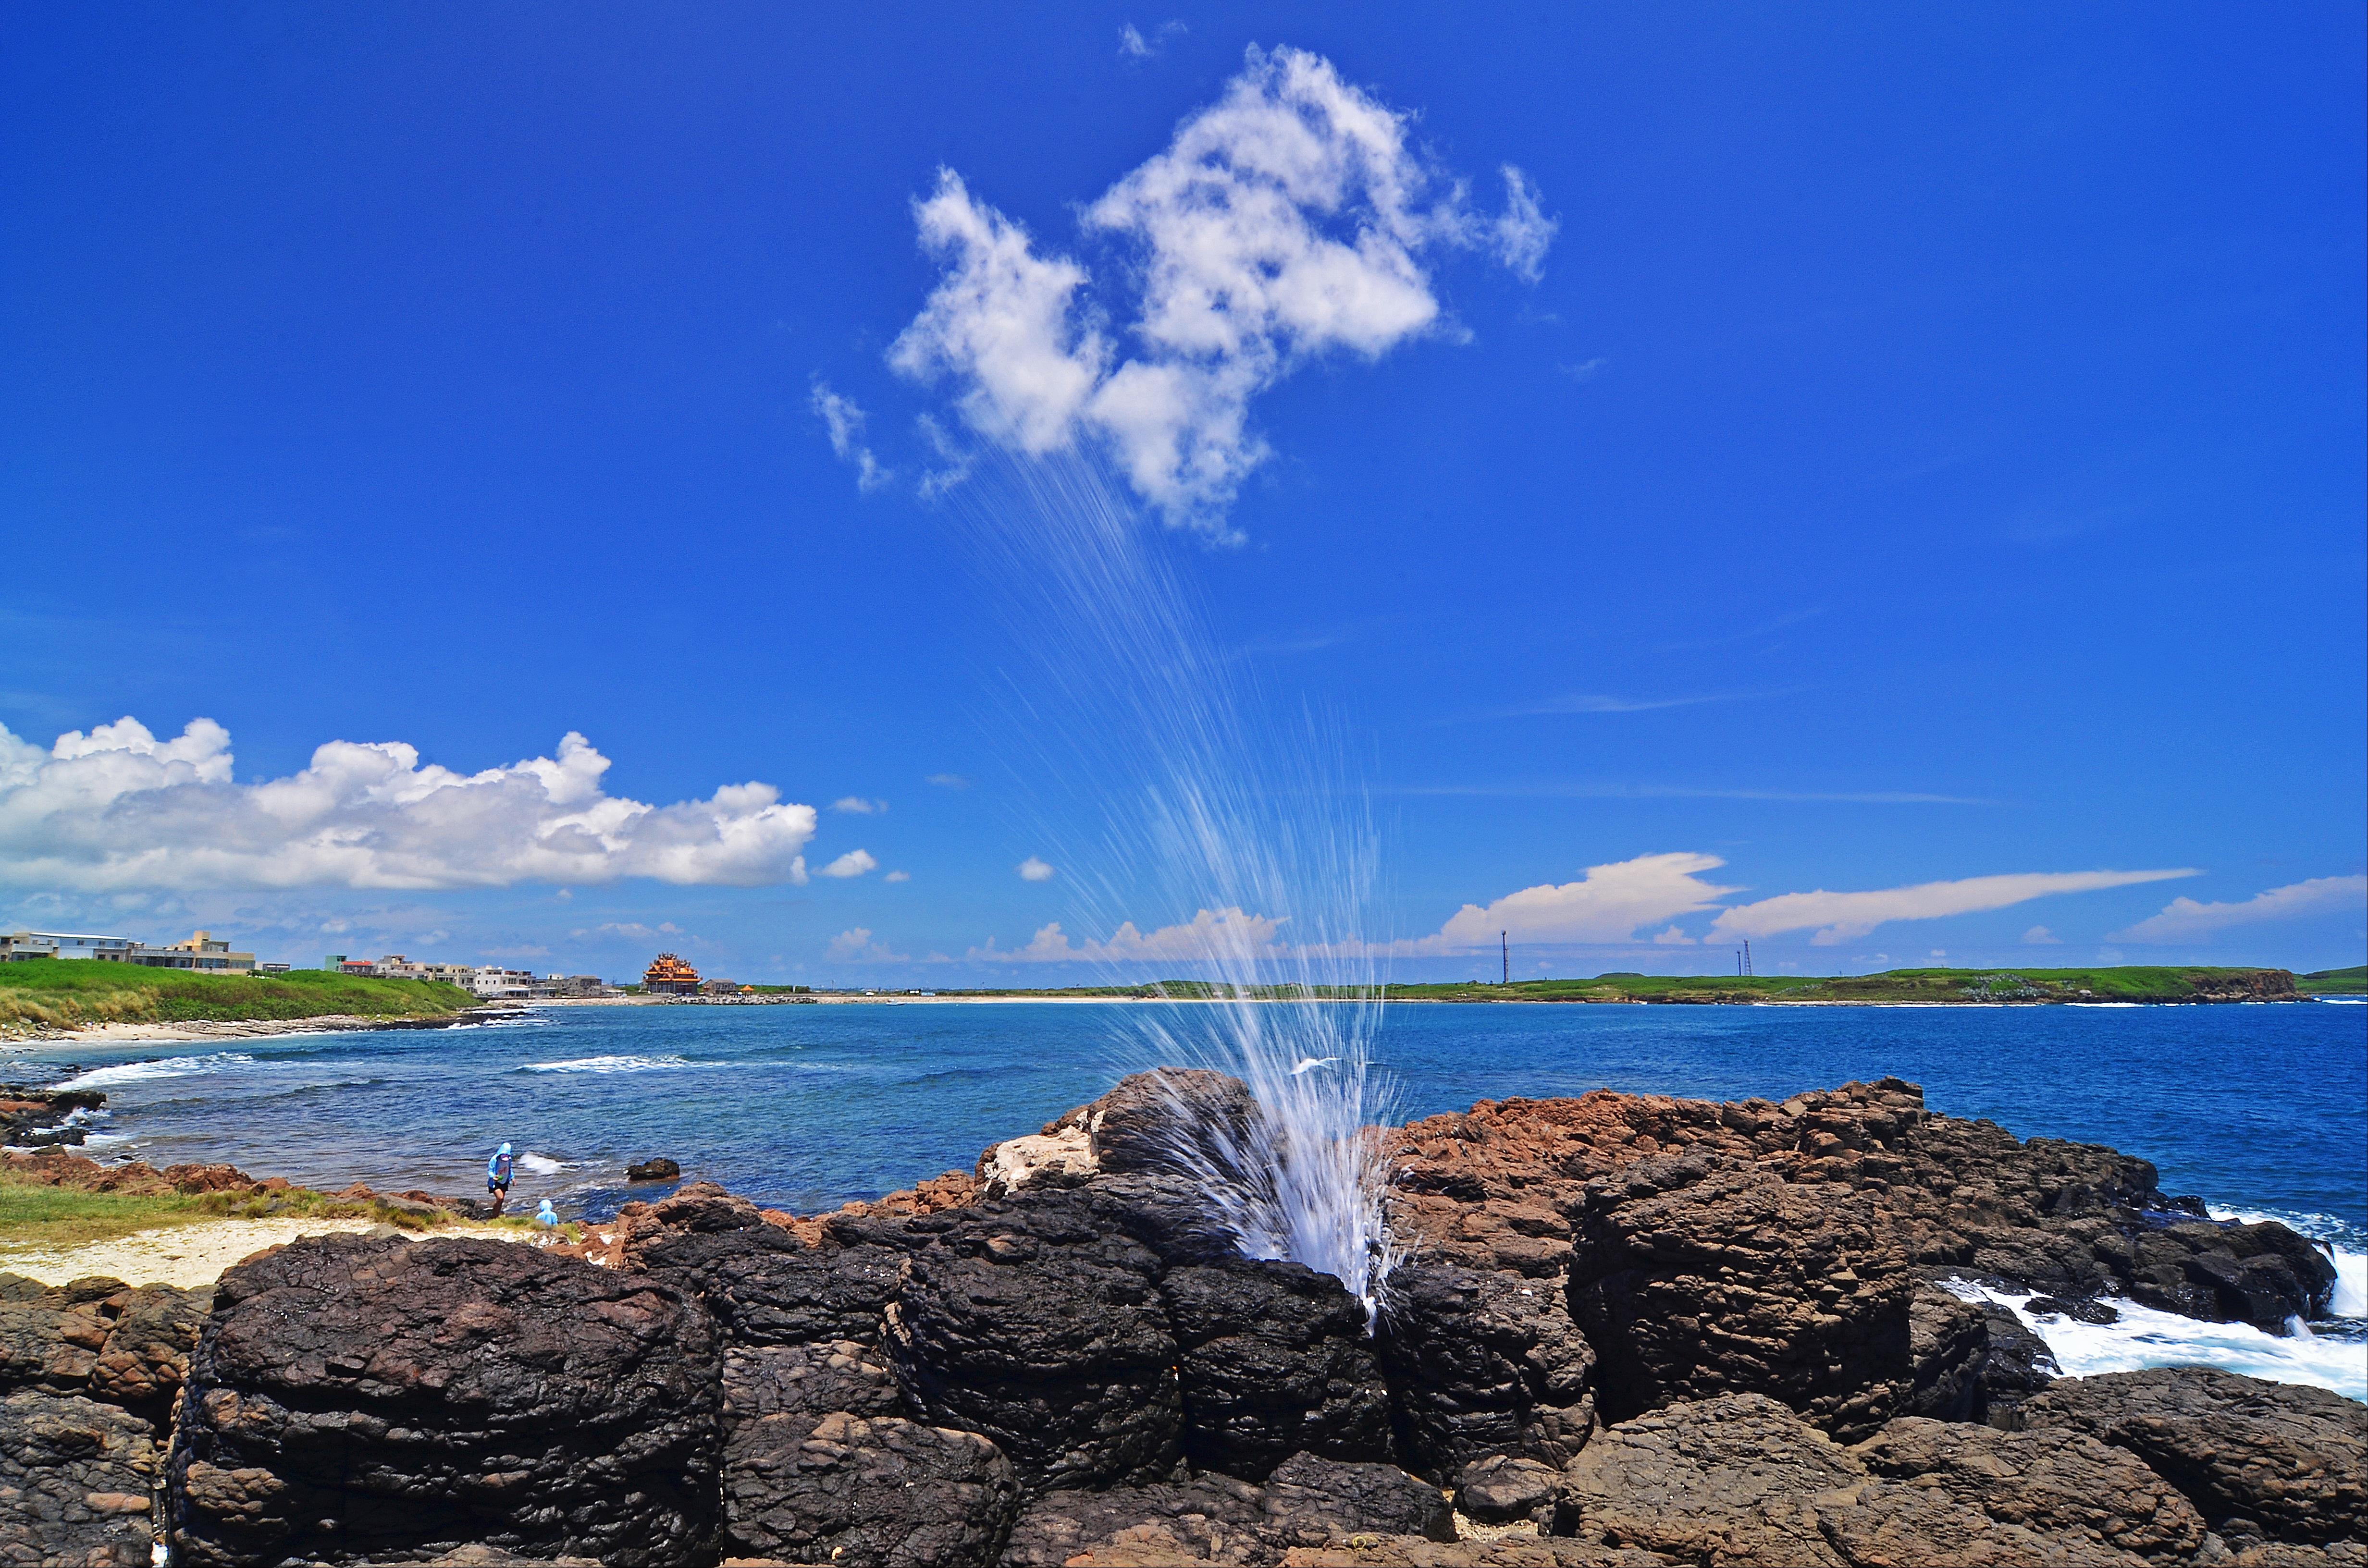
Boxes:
[0,959,474,1032]
[0,1169,518,1251]
[1376,966,2297,1004]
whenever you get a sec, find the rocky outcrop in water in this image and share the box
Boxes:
[1,1071,2355,1568]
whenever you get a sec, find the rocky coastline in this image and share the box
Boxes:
[2,1073,2360,1568]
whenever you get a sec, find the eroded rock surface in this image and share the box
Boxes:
[0,1272,211,1430]
[0,1389,161,1568]
[1380,1263,1595,1478]
[1557,1391,2227,1568]
[169,1234,721,1568]
[1000,1451,1451,1568]
[2013,1367,2368,1546]
[723,1410,1016,1568]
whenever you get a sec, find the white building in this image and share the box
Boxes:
[1,930,254,971]
[469,967,540,1001]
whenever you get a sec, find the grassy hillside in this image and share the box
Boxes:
[898,966,2304,1004]
[0,959,475,1032]
[2298,965,2368,994]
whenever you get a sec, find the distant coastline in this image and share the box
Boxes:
[6,961,2359,1044]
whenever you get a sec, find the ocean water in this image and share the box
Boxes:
[8,997,2362,1396]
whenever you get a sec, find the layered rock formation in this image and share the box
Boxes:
[1,1071,2357,1568]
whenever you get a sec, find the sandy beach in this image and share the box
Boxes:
[0,1215,545,1290]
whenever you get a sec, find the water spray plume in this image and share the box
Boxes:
[953,449,1401,1323]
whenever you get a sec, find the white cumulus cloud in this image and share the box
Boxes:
[830,796,887,815]
[1427,852,1741,951]
[2023,925,2061,944]
[890,46,1552,527]
[2109,875,2368,943]
[0,718,816,891]
[827,926,908,962]
[1710,868,2199,946]
[818,848,878,879]
[1017,856,1057,882]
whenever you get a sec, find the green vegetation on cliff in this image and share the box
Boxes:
[2297,965,2367,994]
[0,959,475,1032]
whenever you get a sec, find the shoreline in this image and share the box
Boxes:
[0,1213,543,1289]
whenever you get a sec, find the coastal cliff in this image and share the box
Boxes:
[2,1075,2359,1568]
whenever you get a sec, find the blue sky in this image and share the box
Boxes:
[3,3,2362,984]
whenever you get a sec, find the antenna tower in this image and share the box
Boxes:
[1501,930,1509,986]
[1743,939,1754,977]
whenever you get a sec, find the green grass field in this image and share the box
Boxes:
[0,958,475,1032]
[2298,965,2368,994]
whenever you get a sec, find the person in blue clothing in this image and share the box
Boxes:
[487,1142,515,1216]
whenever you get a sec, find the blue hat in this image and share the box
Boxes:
[498,1142,513,1154]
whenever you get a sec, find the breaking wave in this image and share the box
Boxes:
[521,1054,691,1075]
[58,1053,257,1091]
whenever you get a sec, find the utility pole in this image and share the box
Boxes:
[1501,931,1509,986]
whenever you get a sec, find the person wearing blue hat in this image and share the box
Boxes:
[534,1198,558,1228]
[487,1142,516,1216]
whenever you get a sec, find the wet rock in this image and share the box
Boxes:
[0,1086,106,1148]
[2013,1367,2368,1545]
[721,1410,1017,1568]
[1378,1263,1595,1480]
[1162,1257,1394,1480]
[0,1273,211,1430]
[1451,1454,1558,1526]
[170,1233,722,1568]
[1556,1392,2195,1568]
[883,1187,1182,1494]
[2123,1223,2339,1325]
[0,1389,161,1568]
[626,1157,681,1181]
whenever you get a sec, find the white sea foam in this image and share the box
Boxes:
[517,1152,567,1175]
[522,1054,690,1075]
[2314,996,2366,1004]
[1941,1277,2367,1402]
[58,1053,257,1090]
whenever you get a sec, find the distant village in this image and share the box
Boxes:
[0,926,789,1002]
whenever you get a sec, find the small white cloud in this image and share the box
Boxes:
[1017,856,1056,882]
[831,796,887,815]
[2022,925,2060,944]
[819,849,878,879]
[810,378,892,491]
[1492,165,1557,284]
[1559,357,1607,381]
[1651,925,1696,946]
[926,772,971,789]
[883,870,911,883]
[0,718,815,891]
[1710,868,2199,946]
[967,906,1281,964]
[1119,20,1184,60]
[2109,875,2368,943]
[827,926,908,962]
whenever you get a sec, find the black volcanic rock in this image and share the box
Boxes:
[0,1389,162,1568]
[722,1410,1017,1568]
[1380,1262,1597,1479]
[882,1186,1184,1494]
[1162,1256,1395,1479]
[169,1234,722,1568]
